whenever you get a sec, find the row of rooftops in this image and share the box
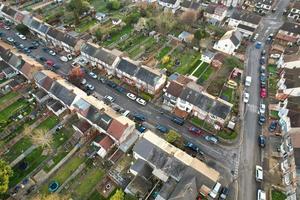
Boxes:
[166,79,232,120]
[0,4,165,88]
[133,131,220,195]
[34,70,134,143]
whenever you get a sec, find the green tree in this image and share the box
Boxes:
[124,12,140,26]
[106,0,121,10]
[0,159,13,194]
[194,29,208,41]
[165,130,181,144]
[224,56,243,69]
[95,29,102,41]
[66,0,90,25]
[110,189,124,200]
[16,23,30,35]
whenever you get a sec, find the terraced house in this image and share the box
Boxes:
[115,58,167,95]
[80,42,121,75]
[33,70,136,157]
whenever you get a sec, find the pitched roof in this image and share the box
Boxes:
[280,22,300,34]
[74,118,92,133]
[135,67,160,86]
[29,18,41,30]
[130,159,153,179]
[230,31,242,46]
[237,23,256,32]
[209,100,232,119]
[107,119,128,140]
[98,135,114,150]
[81,43,117,65]
[230,10,262,25]
[49,82,76,106]
[47,28,65,41]
[1,6,16,17]
[62,34,78,47]
[166,81,184,97]
[126,176,152,198]
[287,110,300,128]
[168,177,198,200]
[116,58,139,76]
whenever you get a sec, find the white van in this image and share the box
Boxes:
[257,189,266,200]
[122,110,130,117]
[209,182,221,198]
[255,165,263,182]
[245,76,252,87]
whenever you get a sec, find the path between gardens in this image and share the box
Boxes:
[191,60,204,76]
[0,94,22,111]
[10,145,37,167]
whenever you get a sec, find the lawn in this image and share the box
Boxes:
[0,99,29,122]
[269,76,278,95]
[192,62,209,77]
[9,147,47,187]
[75,18,97,33]
[36,115,59,131]
[268,64,278,74]
[220,87,235,103]
[52,125,73,148]
[156,46,172,60]
[43,150,69,173]
[127,37,155,58]
[217,129,238,140]
[72,168,105,199]
[271,190,286,200]
[174,50,201,75]
[102,25,133,46]
[51,156,85,185]
[90,0,108,12]
[2,137,32,163]
[0,91,18,105]
[197,66,214,85]
[117,34,147,52]
[190,117,214,132]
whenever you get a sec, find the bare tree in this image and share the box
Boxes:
[23,124,33,137]
[180,10,197,26]
[155,11,176,34]
[29,129,53,148]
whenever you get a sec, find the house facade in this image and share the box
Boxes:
[204,3,227,24]
[157,0,181,12]
[80,43,120,75]
[213,30,242,55]
[275,22,300,46]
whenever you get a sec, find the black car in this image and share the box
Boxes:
[260,58,265,65]
[106,80,117,88]
[268,121,277,132]
[115,86,126,93]
[258,135,266,148]
[39,56,47,62]
[28,45,38,50]
[171,116,184,126]
[258,115,266,125]
[219,187,229,200]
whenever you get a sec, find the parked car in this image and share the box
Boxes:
[185,142,203,155]
[46,60,54,67]
[6,37,14,43]
[39,56,47,62]
[252,33,258,42]
[56,124,63,132]
[156,124,169,133]
[255,42,262,49]
[48,50,56,56]
[89,72,98,79]
[4,25,10,30]
[171,116,184,126]
[260,65,266,73]
[104,95,115,103]
[205,135,218,144]
[136,98,147,106]
[188,126,202,135]
[243,92,250,103]
[16,32,26,40]
[106,80,117,88]
[67,54,73,60]
[261,50,266,56]
[81,78,87,85]
[99,77,106,83]
[28,45,37,50]
[258,115,266,125]
[260,79,266,88]
[268,121,277,132]
[115,86,126,93]
[260,73,266,81]
[23,47,31,54]
[219,187,229,200]
[259,103,266,114]
[260,88,267,98]
[258,135,266,148]
[60,56,68,62]
[257,189,266,200]
[127,93,137,100]
[31,41,39,47]
[133,114,146,122]
[259,57,265,65]
[270,54,281,59]
[255,165,263,182]
[137,125,146,133]
[85,83,94,91]
[17,43,24,49]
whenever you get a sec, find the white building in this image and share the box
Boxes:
[213,30,242,55]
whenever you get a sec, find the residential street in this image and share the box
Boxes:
[238,1,290,200]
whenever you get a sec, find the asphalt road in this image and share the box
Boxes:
[238,1,290,199]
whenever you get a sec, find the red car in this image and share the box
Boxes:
[46,60,54,67]
[188,126,202,135]
[260,88,267,98]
